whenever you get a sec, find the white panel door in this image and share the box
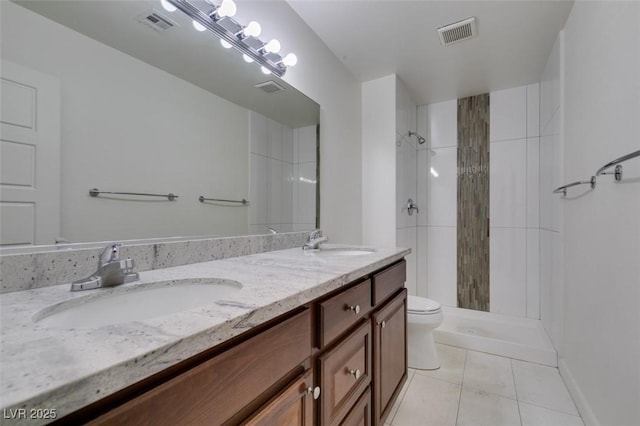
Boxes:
[0,61,61,245]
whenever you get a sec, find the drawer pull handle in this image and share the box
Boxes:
[349,369,362,379]
[347,304,360,315]
[307,386,321,400]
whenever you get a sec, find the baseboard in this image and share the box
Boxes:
[558,358,600,426]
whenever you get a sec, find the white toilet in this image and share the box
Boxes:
[407,295,443,370]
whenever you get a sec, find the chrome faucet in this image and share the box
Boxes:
[303,229,328,250]
[70,243,139,291]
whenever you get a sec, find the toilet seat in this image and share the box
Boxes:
[408,295,441,314]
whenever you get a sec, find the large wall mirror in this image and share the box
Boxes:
[0,0,319,248]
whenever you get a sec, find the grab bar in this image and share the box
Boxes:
[198,196,249,205]
[552,177,596,196]
[595,149,640,181]
[89,188,178,201]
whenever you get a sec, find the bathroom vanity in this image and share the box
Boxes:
[0,241,409,426]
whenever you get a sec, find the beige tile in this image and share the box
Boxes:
[392,374,460,426]
[387,369,416,422]
[519,401,584,426]
[463,351,516,399]
[512,359,579,416]
[415,344,467,384]
[457,388,521,426]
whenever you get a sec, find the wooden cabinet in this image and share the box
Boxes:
[61,259,407,426]
[372,289,407,425]
[243,370,315,426]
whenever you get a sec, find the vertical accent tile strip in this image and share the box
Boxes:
[457,94,490,311]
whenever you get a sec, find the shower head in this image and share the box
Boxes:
[408,131,426,144]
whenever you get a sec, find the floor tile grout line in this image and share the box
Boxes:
[511,359,524,426]
[389,368,416,426]
[454,349,468,426]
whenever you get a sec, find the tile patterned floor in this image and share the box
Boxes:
[385,344,583,426]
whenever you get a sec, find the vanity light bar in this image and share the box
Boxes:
[164,0,290,77]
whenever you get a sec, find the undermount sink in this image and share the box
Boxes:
[316,247,376,256]
[34,279,243,329]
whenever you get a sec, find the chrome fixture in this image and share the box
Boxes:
[70,243,139,291]
[596,149,640,182]
[553,177,596,197]
[198,196,249,205]
[408,131,426,144]
[407,198,419,215]
[89,188,178,201]
[303,229,328,250]
[162,0,297,77]
[266,226,277,234]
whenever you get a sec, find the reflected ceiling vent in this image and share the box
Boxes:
[254,80,285,94]
[137,9,178,33]
[437,17,477,46]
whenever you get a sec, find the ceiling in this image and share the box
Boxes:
[288,0,574,105]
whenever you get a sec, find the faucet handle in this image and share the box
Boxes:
[309,229,323,240]
[99,243,122,266]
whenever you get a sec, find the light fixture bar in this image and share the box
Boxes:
[166,0,287,77]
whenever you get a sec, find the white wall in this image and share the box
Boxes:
[395,77,418,295]
[361,75,397,248]
[1,2,249,242]
[416,84,541,317]
[557,2,640,425]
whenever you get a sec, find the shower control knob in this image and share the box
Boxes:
[347,304,360,315]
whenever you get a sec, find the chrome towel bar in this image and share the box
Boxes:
[198,196,249,205]
[552,177,596,196]
[595,149,640,181]
[89,188,178,201]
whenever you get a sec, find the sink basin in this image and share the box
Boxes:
[34,279,242,329]
[316,247,375,256]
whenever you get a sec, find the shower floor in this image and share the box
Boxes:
[433,306,557,366]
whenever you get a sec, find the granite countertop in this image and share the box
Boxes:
[0,244,409,424]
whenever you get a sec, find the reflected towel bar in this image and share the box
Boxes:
[89,188,178,201]
[552,177,596,196]
[595,149,640,181]
[198,196,249,205]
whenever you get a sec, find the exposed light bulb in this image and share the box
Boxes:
[261,66,272,75]
[243,21,261,37]
[193,20,206,31]
[217,0,236,18]
[243,54,254,63]
[282,53,297,67]
[220,39,232,49]
[160,0,177,12]
[264,39,281,54]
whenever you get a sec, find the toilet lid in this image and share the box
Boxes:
[408,295,441,313]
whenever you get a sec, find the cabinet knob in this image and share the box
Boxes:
[347,304,360,315]
[307,386,321,400]
[349,369,362,379]
[380,320,386,328]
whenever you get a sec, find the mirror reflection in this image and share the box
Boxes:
[0,0,319,247]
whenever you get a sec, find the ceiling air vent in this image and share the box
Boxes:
[437,17,477,46]
[137,9,178,33]
[254,81,285,94]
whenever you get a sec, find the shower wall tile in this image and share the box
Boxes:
[490,86,527,142]
[250,153,268,225]
[417,105,429,151]
[527,83,540,137]
[267,158,283,224]
[296,162,317,225]
[250,111,268,157]
[490,227,527,317]
[417,149,428,227]
[282,126,293,163]
[417,226,428,297]
[298,125,317,163]
[428,99,457,148]
[427,226,458,307]
[526,229,540,319]
[527,138,540,228]
[490,139,527,228]
[267,119,283,160]
[427,146,457,227]
[282,163,293,225]
[539,134,554,230]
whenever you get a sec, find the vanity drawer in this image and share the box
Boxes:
[318,279,372,348]
[88,309,311,426]
[372,260,406,305]
[317,319,372,426]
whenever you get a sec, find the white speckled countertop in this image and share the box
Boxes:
[0,245,409,424]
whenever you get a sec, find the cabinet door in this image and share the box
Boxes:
[372,289,407,425]
[243,370,315,426]
[340,387,372,426]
